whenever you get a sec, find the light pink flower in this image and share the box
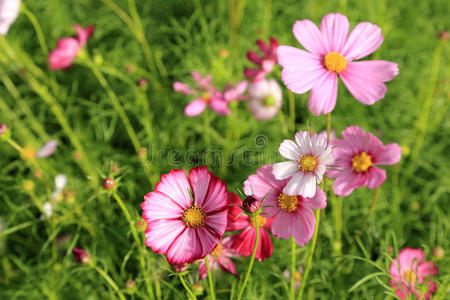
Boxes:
[35,140,57,158]
[277,13,399,115]
[198,236,239,280]
[49,24,94,70]
[0,0,20,35]
[222,80,248,103]
[328,126,401,196]
[390,248,438,299]
[174,72,230,116]
[141,166,229,265]
[318,130,336,142]
[244,37,279,82]
[226,193,273,261]
[244,164,326,246]
[272,131,334,197]
[248,79,282,120]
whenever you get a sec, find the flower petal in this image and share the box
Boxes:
[366,166,386,189]
[142,191,184,222]
[272,161,299,180]
[308,71,338,116]
[320,13,349,53]
[271,210,295,239]
[154,169,192,209]
[302,187,327,209]
[218,256,240,278]
[173,82,193,95]
[35,140,58,158]
[374,143,402,165]
[332,171,361,196]
[293,207,315,246]
[166,227,203,265]
[279,139,302,160]
[144,219,186,255]
[283,172,316,198]
[184,99,207,116]
[342,22,384,60]
[293,20,327,56]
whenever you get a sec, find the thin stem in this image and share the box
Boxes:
[297,210,320,300]
[203,109,211,149]
[326,113,331,142]
[289,237,296,300]
[178,274,197,300]
[112,192,155,300]
[331,194,343,257]
[347,187,381,253]
[237,216,260,300]
[278,110,289,137]
[288,91,296,133]
[205,255,216,300]
[93,265,127,300]
[21,5,49,56]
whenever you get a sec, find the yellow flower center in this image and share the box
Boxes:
[182,206,206,228]
[294,271,302,282]
[324,52,347,73]
[403,270,417,283]
[278,193,299,212]
[211,243,223,258]
[352,152,373,173]
[250,215,267,228]
[201,92,210,102]
[298,155,317,172]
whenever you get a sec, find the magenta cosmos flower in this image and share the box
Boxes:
[244,164,326,246]
[245,37,279,82]
[198,236,239,280]
[273,131,334,197]
[0,0,20,35]
[173,72,230,116]
[390,248,438,299]
[226,193,273,261]
[277,13,399,115]
[328,126,401,196]
[141,166,229,265]
[49,24,94,70]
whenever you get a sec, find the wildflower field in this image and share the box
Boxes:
[0,0,449,299]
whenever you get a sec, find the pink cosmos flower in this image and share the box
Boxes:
[390,248,438,299]
[244,164,326,246]
[222,80,248,103]
[272,131,334,197]
[328,126,401,196]
[248,79,282,120]
[141,166,229,265]
[226,193,273,261]
[35,140,57,158]
[0,0,21,35]
[244,37,279,82]
[198,236,239,280]
[174,72,230,116]
[277,13,399,115]
[49,24,94,70]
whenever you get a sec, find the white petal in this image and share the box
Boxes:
[294,131,311,154]
[272,161,298,180]
[279,140,301,160]
[283,172,317,198]
[54,174,67,191]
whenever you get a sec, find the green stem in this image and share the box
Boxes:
[297,210,320,300]
[278,110,289,137]
[289,237,296,300]
[331,194,342,257]
[112,192,155,300]
[89,62,141,153]
[326,113,331,142]
[21,5,49,56]
[237,216,260,300]
[93,265,127,300]
[205,255,216,300]
[178,274,197,300]
[288,91,296,133]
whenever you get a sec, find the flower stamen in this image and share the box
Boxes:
[324,52,347,73]
[211,243,223,258]
[278,193,299,212]
[298,155,317,172]
[250,215,267,227]
[352,152,372,173]
[403,270,417,283]
[182,206,206,228]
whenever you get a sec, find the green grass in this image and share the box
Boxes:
[0,0,449,299]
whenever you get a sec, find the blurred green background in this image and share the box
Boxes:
[0,0,449,299]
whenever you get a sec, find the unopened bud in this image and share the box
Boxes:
[242,196,261,214]
[171,263,188,273]
[126,64,134,74]
[111,164,121,173]
[23,180,35,193]
[126,279,136,291]
[387,246,393,255]
[72,248,91,264]
[136,218,147,231]
[192,283,204,295]
[0,124,8,138]
[432,246,444,259]
[102,177,115,190]
[438,30,449,41]
[73,151,83,161]
[138,147,147,161]
[138,78,148,88]
[33,169,42,178]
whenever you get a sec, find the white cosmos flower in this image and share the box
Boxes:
[272,131,334,197]
[248,79,282,120]
[42,202,52,218]
[52,174,67,200]
[0,0,21,35]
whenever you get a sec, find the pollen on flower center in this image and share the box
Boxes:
[352,152,372,173]
[201,92,210,102]
[403,270,417,283]
[182,206,206,228]
[250,215,267,227]
[211,243,223,258]
[278,193,299,212]
[298,155,317,172]
[324,52,347,73]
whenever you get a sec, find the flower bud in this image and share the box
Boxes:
[111,164,121,174]
[72,248,91,264]
[438,30,449,41]
[192,283,204,295]
[432,246,444,260]
[102,177,115,190]
[126,279,136,293]
[138,78,148,88]
[171,263,188,273]
[138,147,147,161]
[136,218,147,231]
[242,196,261,214]
[0,124,8,138]
[22,180,35,193]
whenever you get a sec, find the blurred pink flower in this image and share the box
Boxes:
[272,131,334,197]
[277,13,399,115]
[141,166,229,265]
[244,164,326,246]
[328,126,401,196]
[244,37,278,82]
[390,248,438,299]
[248,79,282,120]
[318,130,336,142]
[222,80,248,103]
[226,193,273,261]
[0,0,21,35]
[174,72,230,116]
[198,236,239,280]
[72,248,90,264]
[49,24,94,70]
[35,140,57,158]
